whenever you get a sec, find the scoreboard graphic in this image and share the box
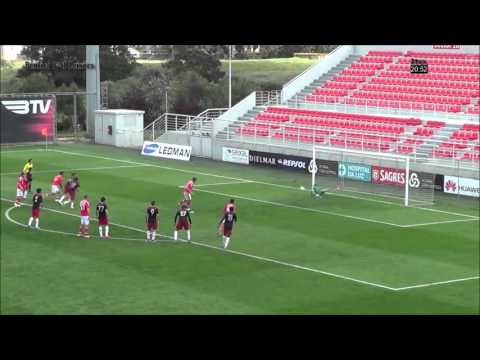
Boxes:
[0,94,56,143]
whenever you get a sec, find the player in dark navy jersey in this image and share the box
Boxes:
[174,204,192,242]
[96,197,110,238]
[218,207,237,249]
[218,199,236,235]
[25,169,33,196]
[145,201,159,242]
[28,188,43,229]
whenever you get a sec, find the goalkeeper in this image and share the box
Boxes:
[312,183,328,198]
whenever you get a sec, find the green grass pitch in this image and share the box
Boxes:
[1,143,478,314]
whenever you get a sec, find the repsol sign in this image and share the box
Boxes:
[249,151,338,175]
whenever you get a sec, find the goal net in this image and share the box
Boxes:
[311,146,435,207]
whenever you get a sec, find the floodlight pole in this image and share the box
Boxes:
[229,45,232,108]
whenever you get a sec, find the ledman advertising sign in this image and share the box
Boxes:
[141,141,192,161]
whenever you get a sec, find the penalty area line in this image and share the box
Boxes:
[393,276,480,291]
[1,197,176,242]
[400,218,480,228]
[194,188,405,228]
[193,180,254,187]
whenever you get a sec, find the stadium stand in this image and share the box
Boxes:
[300,51,480,114]
[210,48,480,166]
[232,105,479,162]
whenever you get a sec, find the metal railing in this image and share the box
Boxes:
[255,90,282,106]
[143,112,224,141]
[194,108,228,119]
[290,94,480,122]
[283,46,343,88]
[223,119,480,169]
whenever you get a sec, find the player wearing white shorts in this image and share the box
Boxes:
[15,173,28,207]
[49,171,64,198]
[78,194,91,238]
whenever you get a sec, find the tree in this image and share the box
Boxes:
[100,45,137,81]
[18,45,86,86]
[169,71,211,115]
[164,46,225,83]
[17,45,136,87]
[108,66,169,122]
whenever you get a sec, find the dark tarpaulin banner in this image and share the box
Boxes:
[1,95,55,143]
[249,150,338,175]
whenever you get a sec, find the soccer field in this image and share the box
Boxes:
[1,143,479,314]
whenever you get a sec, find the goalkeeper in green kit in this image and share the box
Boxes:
[312,183,329,198]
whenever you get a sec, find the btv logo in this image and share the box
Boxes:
[445,179,457,192]
[1,99,52,115]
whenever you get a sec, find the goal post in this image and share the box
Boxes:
[311,145,435,207]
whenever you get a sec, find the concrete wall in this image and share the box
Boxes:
[281,46,354,102]
[156,132,190,146]
[353,45,480,55]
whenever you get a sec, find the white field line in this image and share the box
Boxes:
[400,218,480,228]
[393,276,480,291]
[193,188,405,227]
[0,164,152,176]
[325,189,415,207]
[1,198,395,291]
[416,206,480,220]
[342,187,430,205]
[5,206,176,243]
[194,188,477,228]
[1,148,47,153]
[193,180,254,187]
[3,198,477,292]
[46,149,477,223]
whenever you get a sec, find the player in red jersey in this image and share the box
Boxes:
[145,201,159,242]
[218,207,237,249]
[48,171,64,199]
[15,172,28,207]
[174,204,192,242]
[78,194,91,238]
[96,197,110,238]
[218,199,236,235]
[27,188,43,229]
[181,177,197,213]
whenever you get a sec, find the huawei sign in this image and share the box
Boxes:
[1,99,52,115]
[445,179,457,192]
